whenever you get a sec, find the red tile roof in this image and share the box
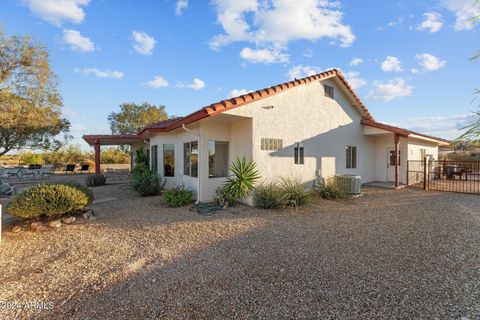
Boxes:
[361,120,450,144]
[139,69,374,135]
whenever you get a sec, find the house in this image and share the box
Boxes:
[83,69,449,201]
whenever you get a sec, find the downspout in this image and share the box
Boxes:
[182,124,202,203]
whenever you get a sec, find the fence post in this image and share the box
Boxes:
[423,157,427,190]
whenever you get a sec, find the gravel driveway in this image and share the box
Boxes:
[0,184,479,319]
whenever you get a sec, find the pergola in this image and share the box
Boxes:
[82,135,145,174]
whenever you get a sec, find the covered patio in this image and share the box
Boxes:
[82,135,146,174]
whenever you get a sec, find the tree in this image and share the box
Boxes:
[0,30,70,156]
[108,102,169,135]
[457,2,480,141]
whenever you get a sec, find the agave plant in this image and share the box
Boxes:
[223,156,260,201]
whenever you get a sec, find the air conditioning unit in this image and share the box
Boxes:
[334,174,362,195]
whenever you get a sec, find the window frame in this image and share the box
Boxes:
[163,144,175,177]
[151,145,158,173]
[294,142,304,165]
[183,141,198,177]
[346,145,357,169]
[208,140,229,178]
[324,84,334,99]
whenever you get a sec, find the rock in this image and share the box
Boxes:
[62,216,76,224]
[36,225,48,232]
[82,210,95,220]
[31,222,43,231]
[11,226,22,233]
[48,220,62,228]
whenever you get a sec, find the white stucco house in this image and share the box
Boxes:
[84,69,449,201]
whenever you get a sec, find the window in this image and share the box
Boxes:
[208,141,229,178]
[294,142,304,165]
[261,138,283,151]
[151,145,158,173]
[324,85,334,99]
[183,141,198,177]
[163,144,175,177]
[420,148,426,159]
[388,150,401,166]
[346,146,357,169]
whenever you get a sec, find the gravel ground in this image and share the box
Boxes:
[0,183,479,319]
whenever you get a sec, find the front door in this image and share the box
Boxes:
[386,148,401,182]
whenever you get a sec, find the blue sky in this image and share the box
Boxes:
[1,0,479,148]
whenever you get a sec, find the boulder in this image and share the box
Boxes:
[30,222,43,231]
[48,220,62,228]
[11,226,22,233]
[62,216,76,224]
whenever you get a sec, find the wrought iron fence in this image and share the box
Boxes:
[407,159,480,195]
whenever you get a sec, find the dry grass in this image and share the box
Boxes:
[0,183,479,319]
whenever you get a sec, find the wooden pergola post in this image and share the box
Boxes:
[394,133,400,189]
[94,140,101,174]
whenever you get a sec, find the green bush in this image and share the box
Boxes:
[253,183,286,209]
[164,187,193,207]
[7,184,88,219]
[132,163,149,176]
[314,179,347,200]
[58,181,94,204]
[223,156,260,202]
[132,168,165,196]
[280,178,312,209]
[213,186,236,207]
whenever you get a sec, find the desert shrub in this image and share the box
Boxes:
[85,173,107,187]
[132,163,149,176]
[132,169,165,196]
[7,184,88,219]
[314,178,347,200]
[213,186,237,207]
[135,147,149,166]
[280,178,312,209]
[253,183,286,209]
[58,181,94,204]
[223,156,260,202]
[164,187,193,207]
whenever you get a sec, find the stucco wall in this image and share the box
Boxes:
[223,77,377,185]
[373,135,408,184]
[407,139,439,161]
[149,126,200,197]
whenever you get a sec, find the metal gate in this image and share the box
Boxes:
[407,159,480,195]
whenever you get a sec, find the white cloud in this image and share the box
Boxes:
[179,78,206,90]
[350,57,363,67]
[367,78,413,102]
[396,113,474,138]
[287,65,320,80]
[210,0,355,64]
[74,68,124,79]
[417,12,443,33]
[411,68,419,74]
[147,76,169,88]
[132,31,156,55]
[377,16,405,30]
[344,71,367,89]
[381,56,403,72]
[230,89,251,97]
[62,29,94,52]
[240,47,289,64]
[23,0,90,26]
[415,53,446,71]
[441,0,480,31]
[303,49,314,58]
[175,0,189,16]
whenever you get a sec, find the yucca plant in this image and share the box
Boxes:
[223,156,260,201]
[253,182,286,209]
[280,178,312,209]
[314,178,347,200]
